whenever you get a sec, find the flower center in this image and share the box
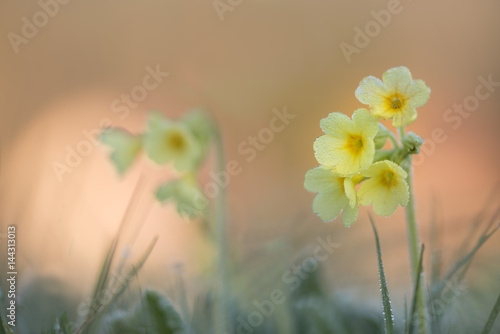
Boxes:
[167,132,186,152]
[346,135,364,156]
[390,97,403,110]
[381,170,396,187]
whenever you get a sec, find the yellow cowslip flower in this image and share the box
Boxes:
[181,108,214,166]
[304,166,361,227]
[182,108,213,145]
[355,66,431,127]
[358,160,409,216]
[313,108,378,177]
[156,174,207,218]
[100,128,142,175]
[143,112,202,172]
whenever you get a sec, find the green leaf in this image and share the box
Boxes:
[145,291,185,333]
[102,291,184,334]
[55,313,75,334]
[369,214,395,334]
[481,291,500,334]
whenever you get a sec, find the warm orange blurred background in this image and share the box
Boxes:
[1,0,499,325]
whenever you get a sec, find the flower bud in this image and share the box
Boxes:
[402,132,424,155]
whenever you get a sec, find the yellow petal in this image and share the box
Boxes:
[358,177,379,206]
[304,167,342,193]
[352,108,379,138]
[352,173,365,185]
[407,79,431,108]
[342,202,359,227]
[313,135,342,167]
[390,160,408,179]
[182,108,213,152]
[391,108,417,127]
[312,190,348,222]
[395,179,409,207]
[147,111,171,131]
[100,128,142,175]
[343,177,357,208]
[353,139,375,173]
[355,76,387,106]
[382,66,412,92]
[372,187,400,216]
[319,112,351,136]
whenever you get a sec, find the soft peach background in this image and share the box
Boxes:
[1,0,499,320]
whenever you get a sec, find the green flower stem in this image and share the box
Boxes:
[400,127,427,333]
[388,131,399,148]
[405,162,427,333]
[212,124,231,334]
[398,126,405,142]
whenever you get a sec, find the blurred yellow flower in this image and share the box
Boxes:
[313,109,378,176]
[143,112,201,172]
[304,166,360,227]
[181,108,214,166]
[156,174,206,218]
[355,66,430,127]
[100,128,142,175]
[358,160,409,216]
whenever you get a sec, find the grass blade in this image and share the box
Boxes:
[404,297,409,334]
[100,235,158,313]
[77,235,159,333]
[481,291,500,334]
[0,314,14,334]
[408,244,425,334]
[457,185,499,255]
[369,214,395,334]
[84,177,146,328]
[431,219,499,300]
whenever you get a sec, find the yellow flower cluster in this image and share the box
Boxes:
[305,66,430,226]
[101,109,213,218]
